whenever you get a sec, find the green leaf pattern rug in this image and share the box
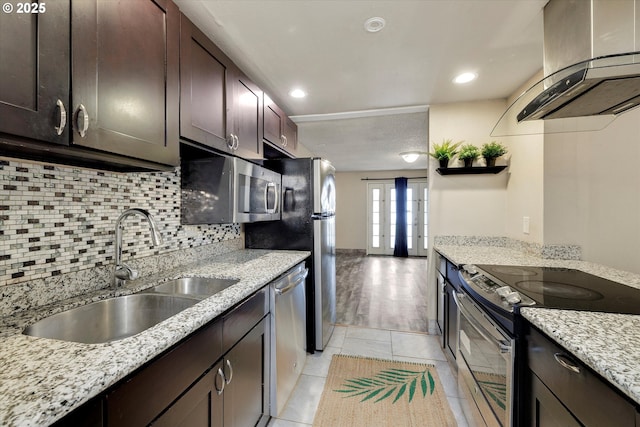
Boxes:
[313,355,457,426]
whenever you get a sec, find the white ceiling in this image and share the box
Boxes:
[174,0,548,171]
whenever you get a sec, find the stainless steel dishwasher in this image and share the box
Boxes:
[270,262,308,417]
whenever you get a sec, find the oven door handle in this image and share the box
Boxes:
[454,291,511,354]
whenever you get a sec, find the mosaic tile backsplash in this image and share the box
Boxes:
[0,158,240,287]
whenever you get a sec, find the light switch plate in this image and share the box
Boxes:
[523,216,530,234]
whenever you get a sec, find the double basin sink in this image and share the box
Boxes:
[23,277,239,344]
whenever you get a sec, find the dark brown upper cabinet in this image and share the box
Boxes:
[228,67,263,160]
[0,0,180,170]
[0,1,70,145]
[71,0,180,167]
[179,15,262,160]
[263,96,298,158]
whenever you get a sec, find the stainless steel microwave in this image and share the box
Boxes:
[181,155,281,224]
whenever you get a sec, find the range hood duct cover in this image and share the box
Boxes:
[493,0,640,136]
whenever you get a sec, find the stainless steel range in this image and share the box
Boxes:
[457,264,640,427]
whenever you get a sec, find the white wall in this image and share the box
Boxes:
[504,72,545,244]
[544,108,640,272]
[335,170,427,250]
[428,100,510,249]
[427,100,510,329]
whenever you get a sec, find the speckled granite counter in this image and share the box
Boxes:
[0,249,310,426]
[435,244,640,406]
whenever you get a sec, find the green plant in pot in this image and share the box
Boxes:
[481,141,508,167]
[429,139,462,168]
[458,144,480,168]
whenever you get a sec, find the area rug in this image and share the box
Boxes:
[313,355,457,426]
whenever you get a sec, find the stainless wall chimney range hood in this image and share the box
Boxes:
[493,0,640,137]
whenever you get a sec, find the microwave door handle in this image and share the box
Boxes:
[265,182,277,214]
[454,292,511,353]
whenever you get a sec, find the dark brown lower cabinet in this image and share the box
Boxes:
[223,317,268,427]
[529,373,581,427]
[106,320,223,427]
[152,362,223,427]
[154,317,269,427]
[526,326,639,427]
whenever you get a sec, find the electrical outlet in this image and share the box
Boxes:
[523,216,530,234]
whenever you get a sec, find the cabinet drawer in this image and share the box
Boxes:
[106,319,222,427]
[223,287,268,353]
[527,326,636,427]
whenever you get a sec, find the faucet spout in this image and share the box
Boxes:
[114,208,163,288]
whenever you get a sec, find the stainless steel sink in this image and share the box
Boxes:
[23,294,199,344]
[148,277,239,299]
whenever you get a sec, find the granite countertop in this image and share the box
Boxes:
[435,244,640,406]
[0,249,310,427]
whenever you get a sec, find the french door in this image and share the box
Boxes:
[367,180,427,256]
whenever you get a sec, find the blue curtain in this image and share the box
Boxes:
[393,177,408,257]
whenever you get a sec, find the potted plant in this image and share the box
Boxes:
[458,144,480,168]
[481,141,508,167]
[429,139,462,168]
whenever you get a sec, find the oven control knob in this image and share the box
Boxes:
[496,286,512,297]
[463,265,478,275]
[505,292,522,304]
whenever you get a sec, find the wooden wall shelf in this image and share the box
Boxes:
[436,166,507,175]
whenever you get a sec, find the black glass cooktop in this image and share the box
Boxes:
[475,264,640,315]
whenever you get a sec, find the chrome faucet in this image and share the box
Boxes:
[114,208,163,288]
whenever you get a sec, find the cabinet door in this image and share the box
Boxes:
[282,116,298,156]
[263,96,283,146]
[436,273,445,336]
[71,0,179,166]
[530,373,581,427]
[445,282,457,360]
[180,14,233,154]
[223,317,269,427]
[0,1,70,145]
[152,364,224,427]
[229,68,263,160]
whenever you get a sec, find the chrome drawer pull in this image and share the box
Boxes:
[215,367,225,395]
[554,352,581,374]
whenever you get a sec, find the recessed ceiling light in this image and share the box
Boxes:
[289,88,307,98]
[453,72,477,84]
[364,17,386,33]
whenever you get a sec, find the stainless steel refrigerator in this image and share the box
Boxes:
[245,158,336,352]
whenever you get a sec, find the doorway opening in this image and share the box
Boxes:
[366,180,427,256]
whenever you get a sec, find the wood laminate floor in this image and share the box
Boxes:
[335,250,429,333]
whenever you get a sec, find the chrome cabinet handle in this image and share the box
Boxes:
[553,353,581,374]
[224,359,233,384]
[55,99,67,136]
[215,367,225,395]
[280,134,286,146]
[227,134,239,150]
[75,104,89,138]
[283,135,288,147]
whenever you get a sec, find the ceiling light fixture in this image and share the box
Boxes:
[289,88,307,98]
[364,17,386,33]
[400,151,425,163]
[453,72,477,84]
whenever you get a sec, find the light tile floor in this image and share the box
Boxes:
[268,325,470,426]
